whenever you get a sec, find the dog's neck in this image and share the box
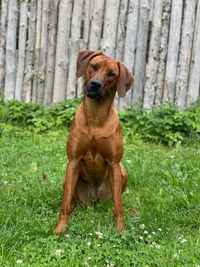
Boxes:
[83,92,116,128]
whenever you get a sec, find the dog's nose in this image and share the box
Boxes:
[90,80,102,89]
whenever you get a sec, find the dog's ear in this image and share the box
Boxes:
[117,62,134,98]
[76,50,103,78]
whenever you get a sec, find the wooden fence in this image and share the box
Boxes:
[0,0,200,109]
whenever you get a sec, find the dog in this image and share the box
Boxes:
[54,50,134,234]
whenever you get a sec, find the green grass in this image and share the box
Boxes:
[0,126,200,266]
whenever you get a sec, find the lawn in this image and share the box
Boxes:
[0,126,200,266]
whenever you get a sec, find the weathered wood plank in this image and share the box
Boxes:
[143,0,163,109]
[163,0,183,102]
[132,0,150,103]
[67,0,84,99]
[115,0,129,109]
[32,0,42,102]
[155,0,171,106]
[4,0,18,100]
[176,0,197,109]
[89,0,105,50]
[53,0,72,102]
[44,0,59,107]
[24,0,36,103]
[101,0,120,57]
[187,0,200,105]
[116,0,129,61]
[0,0,8,93]
[15,0,28,101]
[37,0,49,104]
[119,0,139,110]
[83,0,93,48]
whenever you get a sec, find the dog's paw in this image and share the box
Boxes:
[54,220,67,235]
[115,216,125,232]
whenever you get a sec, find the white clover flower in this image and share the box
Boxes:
[173,253,179,260]
[158,228,162,232]
[55,249,64,256]
[107,263,114,267]
[88,256,92,260]
[16,259,23,264]
[89,233,93,236]
[87,242,91,246]
[65,234,69,238]
[139,224,145,229]
[97,244,101,247]
[126,160,131,164]
[149,242,160,249]
[152,231,156,235]
[180,238,187,244]
[95,231,103,239]
[139,236,144,240]
[147,235,152,239]
[144,230,148,235]
[124,187,130,194]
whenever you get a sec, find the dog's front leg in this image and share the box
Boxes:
[109,163,125,231]
[54,160,79,234]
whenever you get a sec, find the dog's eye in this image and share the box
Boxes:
[90,64,98,71]
[107,72,116,78]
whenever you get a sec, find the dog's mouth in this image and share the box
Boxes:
[86,89,102,100]
[85,85,104,100]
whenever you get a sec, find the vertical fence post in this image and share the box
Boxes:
[163,0,183,102]
[0,0,8,93]
[155,0,171,106]
[89,0,105,50]
[119,0,139,109]
[175,0,197,109]
[15,0,28,101]
[187,0,200,105]
[101,0,120,57]
[67,0,84,100]
[53,0,72,102]
[132,0,150,103]
[44,0,59,107]
[4,0,18,100]
[143,0,163,110]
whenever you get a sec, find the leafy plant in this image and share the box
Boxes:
[120,101,200,145]
[0,98,81,133]
[0,97,199,144]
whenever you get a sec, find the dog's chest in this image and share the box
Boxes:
[79,149,108,184]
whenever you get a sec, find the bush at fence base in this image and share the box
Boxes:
[120,101,200,145]
[0,97,199,145]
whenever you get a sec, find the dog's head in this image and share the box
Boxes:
[76,50,134,100]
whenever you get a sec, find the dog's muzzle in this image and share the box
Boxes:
[86,79,103,100]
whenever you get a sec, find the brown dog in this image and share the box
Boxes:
[54,50,134,234]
